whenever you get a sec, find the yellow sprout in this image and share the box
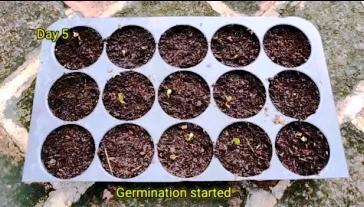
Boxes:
[117,93,126,105]
[225,95,233,108]
[232,137,241,145]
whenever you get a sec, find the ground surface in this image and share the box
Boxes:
[0,1,363,207]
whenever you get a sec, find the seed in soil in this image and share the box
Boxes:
[98,124,154,178]
[158,71,210,119]
[211,24,260,67]
[41,125,95,179]
[213,70,266,118]
[55,26,103,70]
[106,26,156,69]
[158,123,213,178]
[269,70,319,119]
[103,71,155,120]
[159,25,208,68]
[48,72,99,121]
[263,25,311,67]
[214,122,272,177]
[275,121,330,176]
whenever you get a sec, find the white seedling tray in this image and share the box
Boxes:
[23,17,349,182]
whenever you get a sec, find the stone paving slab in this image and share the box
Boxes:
[0,2,64,82]
[1,1,363,207]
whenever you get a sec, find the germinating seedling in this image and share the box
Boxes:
[232,137,241,145]
[186,132,194,141]
[166,88,172,98]
[117,92,126,105]
[225,95,233,108]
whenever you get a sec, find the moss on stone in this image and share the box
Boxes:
[0,2,64,83]
[341,122,364,154]
[114,1,218,17]
[224,1,260,15]
[16,79,35,131]
[280,1,364,100]
[0,154,47,207]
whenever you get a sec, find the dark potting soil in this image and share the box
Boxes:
[263,25,311,67]
[103,71,155,120]
[158,123,213,178]
[213,70,266,118]
[41,125,95,179]
[98,124,154,178]
[48,73,99,121]
[269,71,319,120]
[211,24,260,67]
[158,25,208,68]
[275,121,330,176]
[214,122,272,177]
[158,71,210,119]
[106,26,156,69]
[55,26,103,70]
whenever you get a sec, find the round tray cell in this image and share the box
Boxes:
[98,124,154,178]
[55,26,103,70]
[269,70,319,119]
[275,121,330,176]
[213,70,266,118]
[158,25,208,68]
[103,71,155,120]
[211,24,260,67]
[214,122,272,177]
[158,71,210,119]
[106,26,156,69]
[48,72,99,121]
[41,125,95,179]
[263,25,311,68]
[158,123,213,178]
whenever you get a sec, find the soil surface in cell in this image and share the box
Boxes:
[275,121,330,176]
[263,25,311,67]
[55,26,103,70]
[103,71,155,120]
[159,25,208,68]
[41,125,95,179]
[211,24,260,67]
[98,124,154,178]
[269,71,319,119]
[214,122,272,177]
[213,70,266,118]
[106,26,156,69]
[158,71,210,119]
[48,73,99,121]
[158,123,213,178]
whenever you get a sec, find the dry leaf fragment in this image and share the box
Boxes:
[186,132,194,141]
[166,88,172,97]
[170,154,178,160]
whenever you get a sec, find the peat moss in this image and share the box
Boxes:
[16,79,35,131]
[114,1,218,17]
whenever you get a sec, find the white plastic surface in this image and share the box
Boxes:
[22,17,349,182]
